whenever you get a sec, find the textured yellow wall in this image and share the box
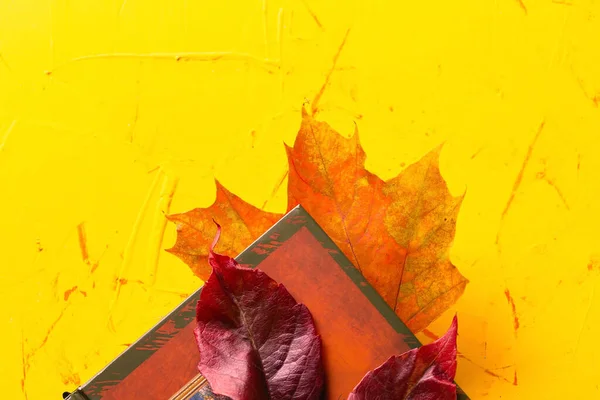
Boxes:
[1,0,600,399]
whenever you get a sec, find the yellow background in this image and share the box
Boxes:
[1,0,599,398]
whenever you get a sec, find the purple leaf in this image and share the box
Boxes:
[348,316,458,400]
[194,222,325,400]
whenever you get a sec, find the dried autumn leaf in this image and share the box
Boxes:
[348,315,458,400]
[286,110,467,332]
[168,109,467,332]
[194,223,324,400]
[167,180,282,277]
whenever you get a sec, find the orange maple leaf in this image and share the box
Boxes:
[167,109,467,332]
[166,181,282,278]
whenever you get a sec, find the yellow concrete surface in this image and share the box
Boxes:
[1,0,600,398]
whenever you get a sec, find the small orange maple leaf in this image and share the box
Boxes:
[166,181,282,278]
[167,109,467,332]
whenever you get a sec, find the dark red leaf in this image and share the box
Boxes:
[194,222,325,400]
[348,316,458,400]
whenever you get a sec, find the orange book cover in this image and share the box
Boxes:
[65,206,468,400]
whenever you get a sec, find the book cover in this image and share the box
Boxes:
[66,205,468,400]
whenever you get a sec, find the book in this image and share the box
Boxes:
[65,205,468,400]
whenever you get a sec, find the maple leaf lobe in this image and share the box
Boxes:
[167,180,282,279]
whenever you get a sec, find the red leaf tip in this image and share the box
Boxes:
[449,314,458,336]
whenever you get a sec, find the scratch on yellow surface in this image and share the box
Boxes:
[108,167,164,331]
[0,119,17,152]
[1,0,600,399]
[148,176,179,287]
[300,0,324,30]
[516,0,528,15]
[496,120,546,244]
[49,51,281,75]
[312,28,351,116]
[573,280,595,355]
